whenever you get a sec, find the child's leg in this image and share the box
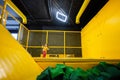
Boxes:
[43,51,46,57]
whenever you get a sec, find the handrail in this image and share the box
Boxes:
[6,0,27,24]
[76,0,90,24]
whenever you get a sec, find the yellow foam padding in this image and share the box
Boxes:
[0,24,43,80]
[81,0,120,59]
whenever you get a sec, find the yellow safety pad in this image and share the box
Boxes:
[0,24,43,80]
[81,0,120,59]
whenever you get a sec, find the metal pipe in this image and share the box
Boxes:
[6,0,27,24]
[76,0,90,24]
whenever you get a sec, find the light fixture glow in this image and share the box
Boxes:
[56,11,67,22]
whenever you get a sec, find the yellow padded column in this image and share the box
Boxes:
[0,24,43,80]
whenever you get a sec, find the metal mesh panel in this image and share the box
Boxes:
[48,32,64,46]
[28,32,46,46]
[19,30,82,58]
[66,32,81,46]
[66,48,82,57]
[19,27,28,46]
[27,48,42,57]
[48,48,64,54]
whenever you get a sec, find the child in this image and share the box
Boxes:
[42,44,49,57]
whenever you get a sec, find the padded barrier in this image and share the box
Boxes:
[0,24,43,80]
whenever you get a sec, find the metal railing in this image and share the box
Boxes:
[18,27,82,58]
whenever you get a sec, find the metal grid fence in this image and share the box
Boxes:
[18,28,82,58]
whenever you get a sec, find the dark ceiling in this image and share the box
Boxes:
[2,0,108,31]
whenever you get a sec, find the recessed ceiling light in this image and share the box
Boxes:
[56,11,67,22]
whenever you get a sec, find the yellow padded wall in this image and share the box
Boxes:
[0,24,43,80]
[81,0,120,59]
